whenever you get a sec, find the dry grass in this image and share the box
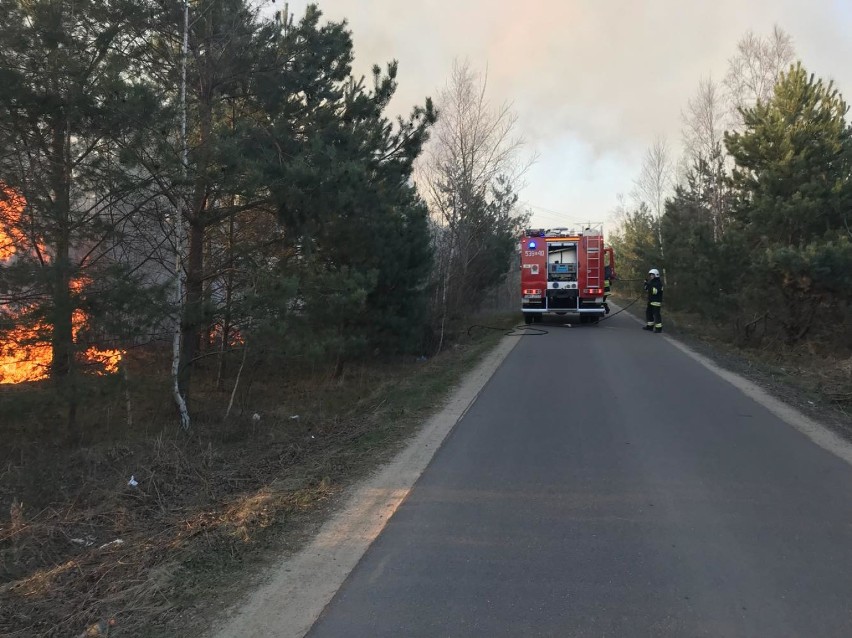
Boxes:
[0,316,513,637]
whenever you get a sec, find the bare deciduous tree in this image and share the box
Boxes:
[682,76,727,165]
[632,137,674,258]
[421,60,529,221]
[633,137,674,220]
[681,76,730,241]
[724,26,795,125]
[417,59,533,352]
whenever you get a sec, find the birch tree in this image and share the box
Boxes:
[419,60,532,350]
[724,26,796,126]
[681,76,730,241]
[632,137,673,258]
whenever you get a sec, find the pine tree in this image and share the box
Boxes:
[0,0,163,435]
[253,9,436,368]
[725,63,852,246]
[609,204,663,286]
[724,63,852,344]
[661,154,735,315]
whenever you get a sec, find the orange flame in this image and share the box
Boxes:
[0,188,28,260]
[0,186,123,384]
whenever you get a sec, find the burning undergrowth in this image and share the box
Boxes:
[0,186,122,384]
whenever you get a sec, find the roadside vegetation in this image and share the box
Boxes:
[610,27,852,425]
[0,1,526,635]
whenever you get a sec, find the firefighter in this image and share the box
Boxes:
[643,268,663,333]
[603,265,613,314]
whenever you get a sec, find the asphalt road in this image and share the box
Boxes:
[306,311,852,637]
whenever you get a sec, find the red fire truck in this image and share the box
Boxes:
[520,224,616,324]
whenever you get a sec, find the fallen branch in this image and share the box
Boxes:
[224,343,249,421]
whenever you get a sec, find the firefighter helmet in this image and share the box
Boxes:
[648,268,660,277]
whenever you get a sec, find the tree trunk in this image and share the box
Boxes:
[202,233,214,354]
[216,212,235,391]
[179,220,205,400]
[178,86,213,403]
[49,114,78,440]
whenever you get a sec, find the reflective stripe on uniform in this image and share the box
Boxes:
[650,301,661,307]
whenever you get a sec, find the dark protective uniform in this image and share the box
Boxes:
[643,276,663,333]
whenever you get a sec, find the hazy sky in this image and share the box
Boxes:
[270,1,852,230]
